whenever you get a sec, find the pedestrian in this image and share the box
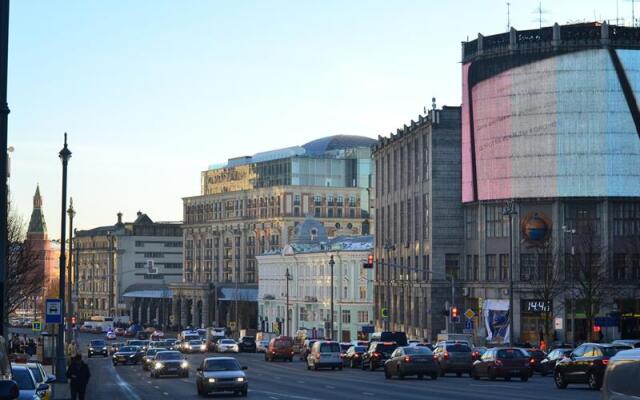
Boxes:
[65,354,90,400]
[26,339,36,357]
[67,340,78,359]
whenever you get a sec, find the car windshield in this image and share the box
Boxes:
[320,343,340,352]
[27,366,43,383]
[128,341,143,346]
[242,337,254,342]
[529,350,545,357]
[204,359,241,371]
[91,340,106,347]
[120,346,138,352]
[447,344,471,352]
[146,349,160,356]
[354,346,367,352]
[497,349,526,359]
[156,352,182,360]
[189,340,202,345]
[13,368,35,390]
[165,339,177,343]
[275,340,292,348]
[377,344,398,353]
[404,347,433,355]
[340,344,351,351]
[221,340,235,344]
[601,347,619,357]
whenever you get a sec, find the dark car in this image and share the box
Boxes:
[109,342,124,355]
[137,331,150,340]
[151,351,189,378]
[237,337,257,353]
[112,345,143,365]
[343,345,367,368]
[196,357,248,397]
[88,340,108,358]
[525,348,547,375]
[471,347,530,382]
[142,348,163,371]
[433,342,473,376]
[539,348,572,376]
[472,346,488,361]
[384,346,439,380]
[361,342,398,371]
[370,331,408,347]
[554,343,618,390]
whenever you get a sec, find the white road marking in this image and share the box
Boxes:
[326,385,335,389]
[163,393,169,396]
[112,366,143,400]
[362,393,374,396]
[250,390,321,400]
[153,385,160,389]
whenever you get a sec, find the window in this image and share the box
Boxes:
[499,254,509,281]
[294,194,301,206]
[633,254,640,280]
[343,286,348,298]
[314,207,321,217]
[565,202,599,235]
[486,205,508,238]
[299,308,308,322]
[358,310,369,323]
[342,310,351,324]
[520,254,535,281]
[486,255,497,281]
[445,254,460,280]
[465,207,477,239]
[612,202,640,236]
[613,254,626,281]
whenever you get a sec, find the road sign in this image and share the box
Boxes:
[380,308,388,319]
[465,318,474,330]
[45,298,62,324]
[31,322,41,332]
[554,317,563,330]
[229,321,236,330]
[362,325,374,334]
[464,308,475,319]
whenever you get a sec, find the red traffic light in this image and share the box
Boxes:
[363,254,374,269]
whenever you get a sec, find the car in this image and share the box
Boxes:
[361,342,398,371]
[216,339,238,353]
[23,362,55,400]
[112,345,143,365]
[603,348,640,400]
[471,346,488,361]
[384,346,439,380]
[265,336,294,362]
[105,331,117,340]
[109,342,124,355]
[539,348,572,376]
[471,347,530,382]
[11,364,50,400]
[256,340,269,353]
[87,339,108,358]
[299,339,317,361]
[338,343,351,361]
[237,337,256,353]
[114,328,125,336]
[151,331,165,341]
[612,339,640,349]
[554,342,619,390]
[151,351,189,378]
[524,348,546,375]
[125,339,146,348]
[142,348,163,371]
[433,341,473,376]
[307,341,342,371]
[370,331,408,346]
[183,339,206,354]
[196,357,248,397]
[164,338,178,350]
[137,331,150,340]
[343,345,367,368]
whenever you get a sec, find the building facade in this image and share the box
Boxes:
[75,212,183,326]
[372,106,463,340]
[460,22,640,343]
[174,135,375,332]
[257,217,374,341]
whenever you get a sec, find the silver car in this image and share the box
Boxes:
[11,365,48,400]
[603,348,640,400]
[195,357,248,397]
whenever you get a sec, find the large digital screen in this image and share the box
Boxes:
[462,49,640,202]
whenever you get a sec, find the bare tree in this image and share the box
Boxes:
[6,213,44,318]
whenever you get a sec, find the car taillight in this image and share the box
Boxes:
[271,351,276,354]
[495,359,503,366]
[340,353,345,358]
[404,356,412,363]
[433,354,438,361]
[472,351,479,360]
[529,358,535,364]
[601,359,609,366]
[444,352,449,360]
[373,352,381,358]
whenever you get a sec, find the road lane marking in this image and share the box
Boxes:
[112,366,143,400]
[325,385,335,389]
[362,393,374,396]
[250,390,320,400]
[154,386,160,389]
[163,393,169,396]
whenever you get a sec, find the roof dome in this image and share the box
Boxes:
[292,217,328,244]
[302,135,376,155]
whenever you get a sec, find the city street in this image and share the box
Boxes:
[48,333,602,400]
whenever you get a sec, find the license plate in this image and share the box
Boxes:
[510,369,521,374]
[167,368,177,372]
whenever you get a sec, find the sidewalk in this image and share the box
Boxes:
[42,364,70,400]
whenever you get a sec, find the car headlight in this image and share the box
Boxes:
[236,377,245,382]
[102,347,107,350]
[129,354,136,358]
[186,344,191,349]
[181,361,189,369]
[200,345,206,351]
[154,362,164,369]
[89,347,94,351]
[208,378,216,383]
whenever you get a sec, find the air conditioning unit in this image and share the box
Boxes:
[502,288,510,296]
[462,288,470,297]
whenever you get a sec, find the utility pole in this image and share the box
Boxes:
[285,268,292,337]
[329,255,335,340]
[0,0,10,338]
[503,201,517,345]
[65,198,75,344]
[56,133,71,383]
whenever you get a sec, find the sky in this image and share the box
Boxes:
[7,0,626,239]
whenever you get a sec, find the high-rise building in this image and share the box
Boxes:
[172,135,375,331]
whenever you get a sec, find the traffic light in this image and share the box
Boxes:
[363,254,374,269]
[450,307,460,323]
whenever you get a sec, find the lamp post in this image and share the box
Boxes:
[56,133,71,382]
[65,198,75,344]
[285,268,292,337]
[329,255,335,340]
[562,225,576,345]
[0,0,10,338]
[502,200,517,345]
[106,231,115,317]
[383,242,395,331]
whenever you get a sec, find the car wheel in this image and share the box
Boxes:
[505,376,511,382]
[361,361,366,371]
[240,389,248,397]
[540,368,548,377]
[520,375,529,382]
[370,363,376,371]
[554,371,567,389]
[587,371,601,390]
[331,367,335,371]
[472,368,480,380]
[488,368,496,381]
[439,368,445,377]
[314,363,318,371]
[289,358,293,362]
[417,374,424,380]
[88,354,91,359]
[456,372,462,377]
[338,366,343,371]
[431,373,438,380]
[112,362,117,367]
[307,363,311,371]
[384,367,391,380]
[350,360,355,369]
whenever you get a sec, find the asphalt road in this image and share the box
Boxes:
[54,332,602,400]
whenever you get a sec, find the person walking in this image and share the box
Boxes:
[65,354,90,400]
[66,340,78,358]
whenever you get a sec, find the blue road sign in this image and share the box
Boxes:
[45,298,62,324]
[362,325,375,334]
[465,318,474,330]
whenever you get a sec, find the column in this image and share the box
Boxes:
[146,300,152,325]
[171,298,179,327]
[180,297,188,328]
[155,300,161,325]
[202,295,210,327]
[192,297,200,328]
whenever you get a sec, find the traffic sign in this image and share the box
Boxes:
[465,318,474,330]
[229,321,236,330]
[45,298,62,324]
[362,325,374,334]
[31,322,41,332]
[380,308,388,319]
[464,308,475,319]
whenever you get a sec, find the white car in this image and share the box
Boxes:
[106,331,117,340]
[256,340,269,353]
[216,339,239,353]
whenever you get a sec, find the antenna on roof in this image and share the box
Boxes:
[507,1,511,31]
[532,1,549,28]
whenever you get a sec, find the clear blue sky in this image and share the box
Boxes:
[7,0,624,238]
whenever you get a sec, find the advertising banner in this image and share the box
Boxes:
[484,299,510,343]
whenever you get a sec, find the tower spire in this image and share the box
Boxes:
[28,184,47,235]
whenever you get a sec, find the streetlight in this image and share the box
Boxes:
[502,200,517,345]
[329,255,335,340]
[285,268,292,337]
[0,0,10,338]
[562,225,576,345]
[56,133,71,383]
[65,197,75,344]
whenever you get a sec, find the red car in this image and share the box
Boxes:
[471,347,530,382]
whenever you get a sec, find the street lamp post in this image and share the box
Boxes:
[56,133,71,382]
[562,226,576,345]
[0,0,10,338]
[503,200,517,345]
[285,268,292,337]
[329,255,335,340]
[66,198,75,344]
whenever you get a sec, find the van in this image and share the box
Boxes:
[265,336,294,362]
[603,348,640,400]
[307,341,342,371]
[370,331,408,347]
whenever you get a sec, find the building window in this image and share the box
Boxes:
[357,310,369,324]
[565,202,600,235]
[314,195,321,206]
[486,255,497,281]
[632,254,640,280]
[486,205,508,238]
[341,310,351,324]
[465,207,477,239]
[294,194,301,206]
[520,254,535,281]
[613,254,626,281]
[299,308,308,322]
[343,286,348,298]
[445,254,459,280]
[613,202,640,236]
[499,254,509,281]
[328,208,334,218]
[315,207,321,217]
[293,206,300,217]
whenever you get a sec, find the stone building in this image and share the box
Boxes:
[173,135,375,332]
[75,212,182,325]
[372,106,463,340]
[257,217,374,341]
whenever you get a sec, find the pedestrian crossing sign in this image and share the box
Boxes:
[31,322,41,332]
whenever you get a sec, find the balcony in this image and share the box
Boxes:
[304,296,318,303]
[263,294,275,300]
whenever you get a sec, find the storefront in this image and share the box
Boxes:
[520,299,552,345]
